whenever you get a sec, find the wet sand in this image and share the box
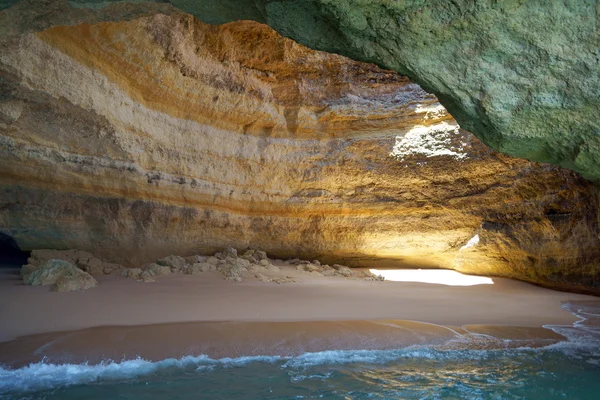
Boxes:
[0,319,567,368]
[0,266,595,367]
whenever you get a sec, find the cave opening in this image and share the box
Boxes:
[369,268,493,286]
[0,232,30,268]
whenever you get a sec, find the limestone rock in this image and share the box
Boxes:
[218,259,247,281]
[360,270,385,282]
[321,268,336,277]
[4,0,594,180]
[333,265,354,277]
[20,264,37,278]
[206,257,219,266]
[79,257,103,275]
[186,262,214,274]
[184,255,205,265]
[101,262,121,275]
[53,269,98,292]
[157,255,186,271]
[25,249,117,276]
[241,254,258,264]
[23,259,97,291]
[255,273,271,283]
[272,276,296,284]
[222,247,238,259]
[121,268,142,279]
[144,263,172,276]
[139,271,155,283]
[254,250,268,261]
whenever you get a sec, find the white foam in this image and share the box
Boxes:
[0,354,282,394]
[543,301,600,365]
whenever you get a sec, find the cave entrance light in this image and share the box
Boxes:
[369,268,494,286]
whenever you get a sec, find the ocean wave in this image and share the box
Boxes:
[0,354,282,394]
[0,346,542,394]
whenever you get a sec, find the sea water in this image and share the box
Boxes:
[1,301,599,400]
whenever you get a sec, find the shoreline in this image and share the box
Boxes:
[1,265,596,368]
[0,319,568,369]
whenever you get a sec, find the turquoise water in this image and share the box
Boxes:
[2,302,599,400]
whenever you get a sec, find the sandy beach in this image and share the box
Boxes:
[0,264,596,367]
[1,265,593,341]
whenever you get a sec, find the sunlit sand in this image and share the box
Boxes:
[369,268,493,286]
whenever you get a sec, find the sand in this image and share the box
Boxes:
[0,265,596,367]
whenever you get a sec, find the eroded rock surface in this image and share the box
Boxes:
[0,12,599,293]
[22,259,98,292]
[2,0,597,180]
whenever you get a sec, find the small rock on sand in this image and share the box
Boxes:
[272,276,296,284]
[206,257,219,265]
[144,263,172,276]
[121,268,142,279]
[186,262,215,274]
[139,271,156,283]
[223,247,238,258]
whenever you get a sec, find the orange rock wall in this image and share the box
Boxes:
[0,14,598,293]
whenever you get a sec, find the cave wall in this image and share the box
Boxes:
[4,0,596,181]
[1,11,599,293]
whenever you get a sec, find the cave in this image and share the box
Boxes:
[0,232,29,267]
[0,1,599,398]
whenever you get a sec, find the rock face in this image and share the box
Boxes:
[0,11,599,293]
[255,1,600,182]
[3,1,596,181]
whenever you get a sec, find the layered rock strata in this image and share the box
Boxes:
[0,13,599,293]
[2,0,598,181]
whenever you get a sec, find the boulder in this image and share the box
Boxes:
[27,249,117,277]
[254,250,267,261]
[157,255,186,270]
[223,247,238,258]
[272,276,296,284]
[255,273,272,282]
[206,256,219,265]
[78,256,104,275]
[121,268,142,279]
[305,263,321,273]
[20,264,37,278]
[186,262,215,274]
[23,259,97,291]
[218,260,246,281]
[53,269,98,292]
[144,263,172,276]
[241,254,258,264]
[333,265,354,277]
[139,271,155,283]
[101,262,121,275]
[184,255,206,264]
